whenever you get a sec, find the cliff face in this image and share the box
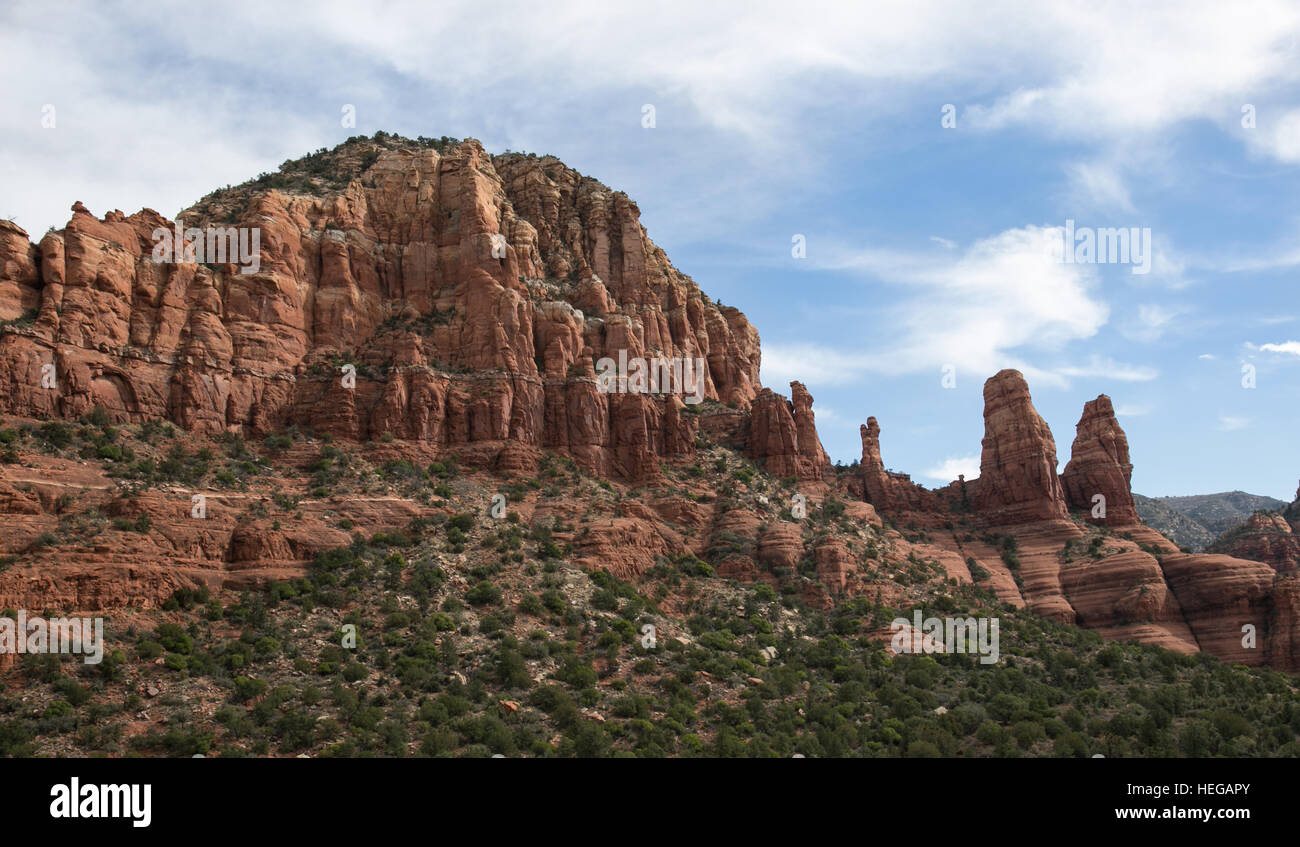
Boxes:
[972,369,1069,524]
[856,369,1300,671]
[1,135,1296,672]
[1209,484,1300,574]
[0,139,765,482]
[1060,394,1138,525]
[747,381,832,482]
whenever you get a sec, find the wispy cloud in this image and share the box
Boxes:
[811,225,1112,386]
[761,344,867,387]
[922,455,981,483]
[4,0,1300,237]
[1218,415,1250,431]
[1119,302,1186,342]
[1259,340,1300,356]
[1245,107,1300,164]
[1065,160,1136,213]
[961,3,1300,145]
[761,225,1178,392]
[810,404,841,423]
[1037,354,1158,385]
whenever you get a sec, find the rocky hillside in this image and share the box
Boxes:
[1133,494,1216,552]
[1,411,1298,759]
[1,133,1298,757]
[1209,483,1300,573]
[1136,492,1289,550]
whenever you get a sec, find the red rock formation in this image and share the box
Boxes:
[5,135,1300,675]
[1060,551,1199,653]
[756,522,804,574]
[814,538,853,594]
[0,140,762,482]
[1209,512,1300,574]
[571,514,688,579]
[1159,552,1279,667]
[859,416,939,512]
[0,220,40,322]
[747,382,830,481]
[973,369,1069,524]
[1060,394,1138,525]
[790,382,831,473]
[706,506,763,582]
[1264,577,1300,672]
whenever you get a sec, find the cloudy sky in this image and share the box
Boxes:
[2,0,1298,499]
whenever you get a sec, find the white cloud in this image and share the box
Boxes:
[1118,302,1185,342]
[810,404,841,423]
[761,343,866,387]
[1246,107,1300,164]
[1046,354,1159,384]
[815,225,1111,386]
[1114,404,1151,417]
[922,455,981,483]
[3,0,1300,236]
[1259,340,1300,356]
[763,226,1171,391]
[1065,161,1135,213]
[929,236,957,249]
[1218,415,1250,431]
[962,2,1300,145]
[1198,353,1216,360]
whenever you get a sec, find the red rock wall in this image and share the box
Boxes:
[1060,394,1138,525]
[0,142,767,482]
[972,369,1070,523]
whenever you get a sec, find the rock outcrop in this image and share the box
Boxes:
[0,139,766,483]
[747,382,830,481]
[1158,553,1282,667]
[972,370,1069,524]
[1060,551,1199,653]
[1060,394,1138,525]
[1210,511,1300,574]
[3,134,1298,674]
[859,416,939,512]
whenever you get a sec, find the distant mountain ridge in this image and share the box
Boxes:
[1206,481,1300,572]
[1135,491,1289,551]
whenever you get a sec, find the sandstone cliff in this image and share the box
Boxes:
[1,134,1295,673]
[1060,394,1138,525]
[0,137,772,484]
[972,369,1069,524]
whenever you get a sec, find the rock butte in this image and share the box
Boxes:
[0,137,1296,670]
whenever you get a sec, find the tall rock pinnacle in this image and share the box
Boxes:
[1060,394,1138,525]
[973,369,1069,524]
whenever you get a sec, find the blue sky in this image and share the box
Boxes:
[2,1,1298,499]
